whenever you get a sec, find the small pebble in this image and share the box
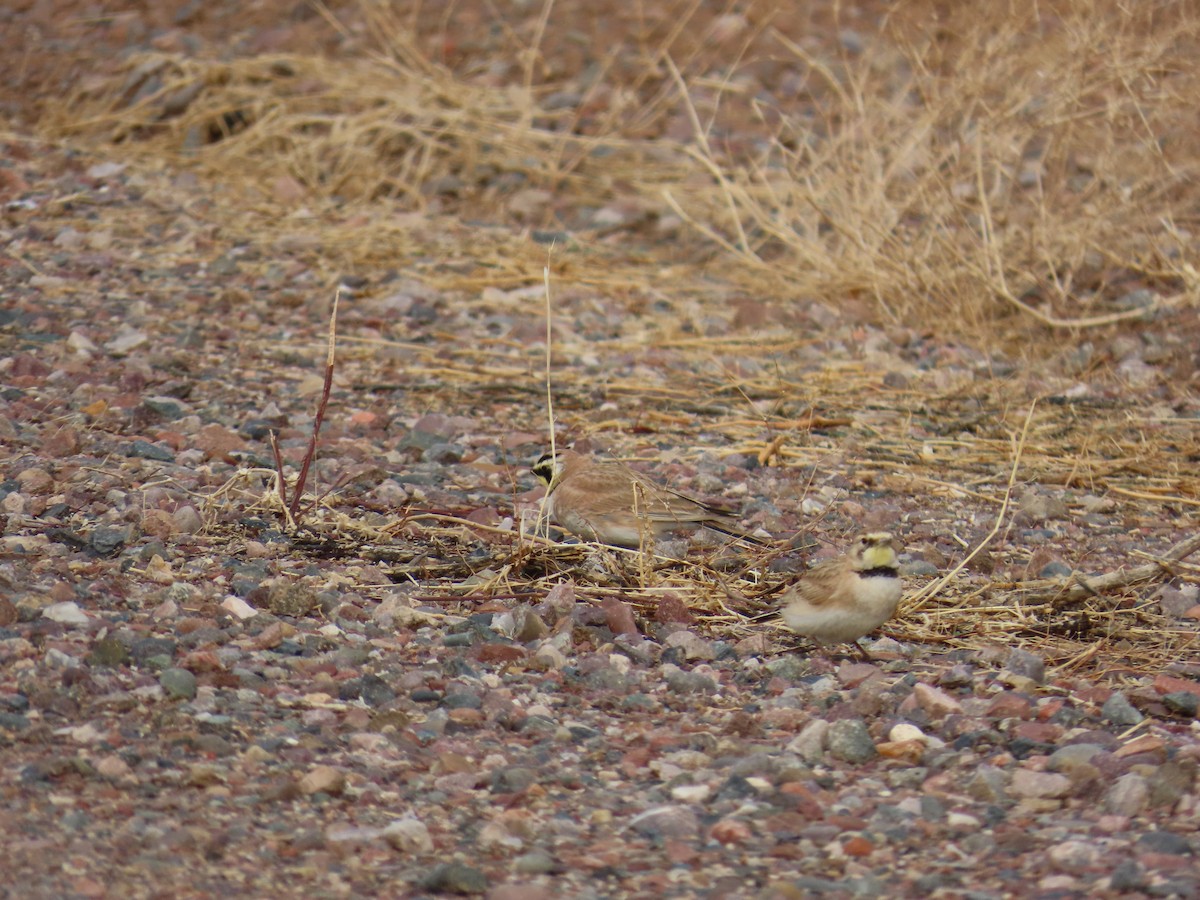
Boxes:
[382,818,433,853]
[1136,831,1193,855]
[1009,769,1071,800]
[787,719,829,764]
[1101,692,1143,726]
[42,601,90,626]
[1004,648,1046,684]
[513,848,559,875]
[827,719,877,764]
[627,805,700,839]
[159,667,197,700]
[1162,692,1199,718]
[420,862,488,895]
[1104,773,1149,816]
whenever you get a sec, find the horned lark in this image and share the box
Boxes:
[780,532,903,651]
[531,448,762,548]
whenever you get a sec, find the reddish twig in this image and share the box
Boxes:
[286,289,340,526]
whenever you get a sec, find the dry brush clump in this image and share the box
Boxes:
[660,0,1200,340]
[42,0,1199,344]
[42,0,687,219]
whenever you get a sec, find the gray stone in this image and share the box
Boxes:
[513,847,559,875]
[627,804,700,839]
[1109,860,1146,891]
[89,525,128,556]
[492,766,538,793]
[357,674,397,708]
[663,630,716,661]
[42,602,89,626]
[1148,761,1194,809]
[142,397,187,419]
[126,440,174,462]
[1163,692,1199,717]
[1104,773,1149,816]
[420,862,488,895]
[938,665,975,688]
[513,607,548,643]
[827,719,877,765]
[159,667,197,700]
[920,795,946,821]
[87,637,129,667]
[1047,743,1104,774]
[838,28,865,53]
[1009,769,1071,799]
[966,765,1009,804]
[584,668,627,691]
[0,712,30,731]
[1020,493,1069,522]
[846,876,886,897]
[1102,691,1143,726]
[1004,648,1046,684]
[172,505,204,534]
[1048,839,1100,870]
[442,689,483,710]
[764,655,809,681]
[518,716,556,738]
[1154,878,1200,899]
[1136,831,1193,855]
[787,719,829,764]
[664,668,717,695]
[1038,561,1073,579]
[788,877,845,894]
[1158,584,1199,618]
[382,818,432,853]
[542,91,582,111]
[422,442,464,464]
[334,646,371,667]
[728,752,777,779]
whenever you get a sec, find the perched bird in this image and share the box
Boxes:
[531,448,762,548]
[780,532,903,654]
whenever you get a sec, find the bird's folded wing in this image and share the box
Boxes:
[790,563,844,608]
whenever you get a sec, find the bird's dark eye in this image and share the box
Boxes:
[531,453,557,481]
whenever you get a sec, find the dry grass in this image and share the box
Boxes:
[660,0,1200,338]
[43,0,1200,344]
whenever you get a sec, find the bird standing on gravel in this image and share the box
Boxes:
[531,448,763,548]
[779,532,904,654]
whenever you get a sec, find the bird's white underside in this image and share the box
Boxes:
[781,572,902,644]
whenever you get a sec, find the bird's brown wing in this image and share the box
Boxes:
[632,479,726,525]
[559,461,712,523]
[550,458,762,544]
[551,462,676,517]
[790,559,849,608]
[631,471,768,544]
